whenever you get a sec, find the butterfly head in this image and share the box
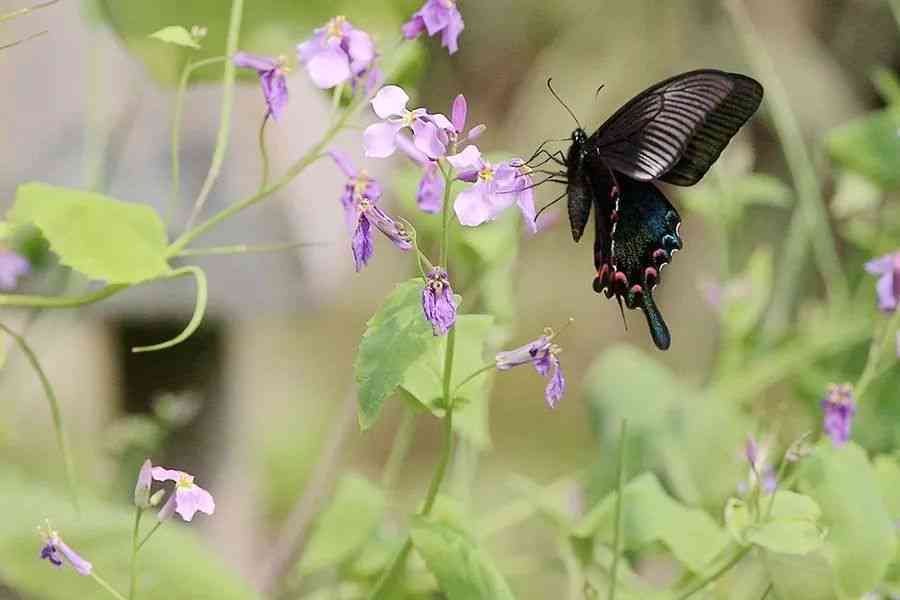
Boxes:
[571,128,588,148]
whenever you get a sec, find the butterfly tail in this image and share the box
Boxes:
[640,289,671,350]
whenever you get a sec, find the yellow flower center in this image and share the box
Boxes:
[176,474,195,489]
[478,166,494,182]
[327,16,347,41]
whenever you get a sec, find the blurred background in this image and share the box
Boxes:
[0,0,898,598]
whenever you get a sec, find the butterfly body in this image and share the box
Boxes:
[554,69,763,350]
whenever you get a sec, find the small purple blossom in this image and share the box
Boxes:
[364,86,430,158]
[232,52,289,120]
[297,16,380,90]
[450,147,537,233]
[329,150,412,271]
[396,134,445,213]
[0,249,29,291]
[422,267,456,335]
[410,93,486,161]
[151,466,215,522]
[402,0,465,55]
[134,459,153,508]
[865,251,900,313]
[821,383,855,447]
[739,435,777,496]
[39,525,92,576]
[495,328,565,408]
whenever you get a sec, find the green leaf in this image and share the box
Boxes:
[573,473,729,572]
[0,221,11,240]
[355,279,434,430]
[8,182,171,284]
[826,108,900,190]
[148,25,200,48]
[746,492,826,555]
[401,314,495,449]
[0,467,258,600]
[874,454,900,520]
[299,473,386,575]
[410,516,516,600]
[724,497,752,544]
[798,442,898,597]
[763,551,838,600]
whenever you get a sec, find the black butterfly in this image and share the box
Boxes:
[532,69,763,350]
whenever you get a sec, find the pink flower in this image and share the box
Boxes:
[297,16,380,90]
[151,466,215,522]
[364,86,431,158]
[402,0,465,55]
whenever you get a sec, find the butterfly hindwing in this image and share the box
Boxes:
[589,69,763,184]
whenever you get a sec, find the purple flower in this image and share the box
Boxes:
[396,134,445,213]
[495,328,565,408]
[865,251,900,313]
[329,150,412,271]
[402,0,465,55]
[233,52,289,120]
[422,267,456,335]
[0,250,29,291]
[821,384,855,447]
[450,147,537,233]
[364,86,431,158]
[297,16,380,90]
[740,435,777,495]
[410,93,486,161]
[151,466,215,522]
[39,525,92,576]
[134,459,153,508]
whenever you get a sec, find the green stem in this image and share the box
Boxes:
[0,323,78,512]
[0,284,127,308]
[128,508,143,600]
[176,240,318,257]
[183,0,244,232]
[381,409,417,490]
[674,546,751,600]
[608,419,628,600]
[0,29,46,51]
[855,306,900,401]
[723,0,847,331]
[0,0,59,24]
[451,363,496,398]
[439,163,454,268]
[258,112,271,193]
[136,521,163,552]
[91,573,128,600]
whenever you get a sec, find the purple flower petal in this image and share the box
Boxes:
[0,250,30,291]
[364,122,404,158]
[174,485,216,522]
[454,184,494,227]
[420,0,452,34]
[417,162,445,213]
[451,94,467,133]
[306,47,351,89]
[446,144,482,171]
[544,357,565,408]
[440,8,464,54]
[495,336,550,370]
[402,15,427,39]
[367,205,413,251]
[876,271,898,312]
[371,85,410,119]
[422,267,457,335]
[821,384,855,447]
[151,466,184,482]
[56,538,93,575]
[328,149,358,179]
[466,123,486,141]
[396,133,428,165]
[865,254,895,275]
[346,29,375,67]
[134,459,153,508]
[412,119,448,159]
[233,51,277,71]
[259,69,288,120]
[352,215,374,271]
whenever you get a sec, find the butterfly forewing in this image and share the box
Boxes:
[590,70,760,183]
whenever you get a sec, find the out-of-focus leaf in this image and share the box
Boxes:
[149,25,200,48]
[724,497,752,544]
[831,172,882,220]
[401,315,495,449]
[682,173,791,226]
[573,473,729,572]
[763,551,838,600]
[8,183,170,284]
[826,108,900,190]
[355,279,434,430]
[0,221,11,240]
[300,473,385,575]
[798,442,898,597]
[745,492,826,555]
[872,67,900,106]
[410,516,517,600]
[0,467,257,600]
[722,246,773,339]
[730,174,792,208]
[873,454,900,520]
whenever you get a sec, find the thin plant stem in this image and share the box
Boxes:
[0,0,59,24]
[258,112,271,193]
[451,363,495,398]
[608,419,628,600]
[90,573,128,600]
[128,508,143,600]
[0,323,78,512]
[176,240,321,257]
[0,284,127,308]
[760,583,773,600]
[674,546,751,600]
[136,521,163,551]
[381,409,417,490]
[183,0,244,231]
[855,305,900,401]
[438,162,454,267]
[0,29,46,51]
[723,0,847,331]
[168,56,227,225]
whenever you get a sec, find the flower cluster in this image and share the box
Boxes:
[402,0,465,54]
[821,383,855,447]
[495,327,566,408]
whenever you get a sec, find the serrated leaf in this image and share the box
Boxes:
[149,25,200,48]
[401,314,495,449]
[798,442,898,597]
[8,183,171,284]
[410,516,516,600]
[299,473,385,575]
[573,473,729,572]
[826,108,900,190]
[355,279,434,430]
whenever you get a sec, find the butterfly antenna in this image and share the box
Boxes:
[533,190,567,225]
[546,78,582,129]
[616,295,628,331]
